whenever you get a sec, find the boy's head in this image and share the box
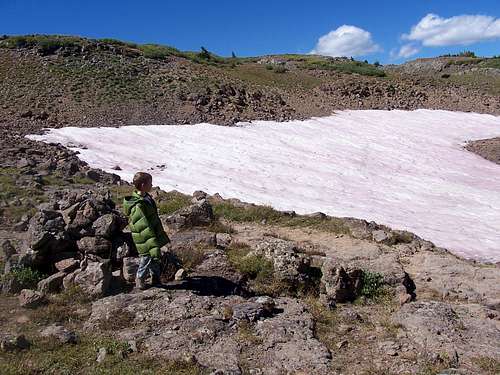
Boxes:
[133,172,153,193]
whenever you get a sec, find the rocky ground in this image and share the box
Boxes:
[0,35,499,374]
[0,136,499,374]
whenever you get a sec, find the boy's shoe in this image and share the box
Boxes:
[135,277,147,290]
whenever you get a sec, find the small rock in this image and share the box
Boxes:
[41,324,78,344]
[372,230,390,243]
[254,296,275,312]
[175,268,187,281]
[16,315,30,324]
[1,335,31,352]
[54,258,79,273]
[19,289,45,308]
[96,347,107,363]
[215,233,232,249]
[336,340,348,349]
[378,340,400,356]
[192,190,208,202]
[127,340,138,353]
[1,240,16,260]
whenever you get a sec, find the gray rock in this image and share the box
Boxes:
[215,233,232,249]
[1,240,16,260]
[41,324,78,344]
[403,250,500,306]
[372,230,391,244]
[320,259,362,307]
[19,289,45,308]
[174,268,187,281]
[231,301,269,322]
[128,340,137,353]
[54,258,79,273]
[26,210,72,262]
[92,213,121,238]
[77,236,112,257]
[252,238,311,283]
[0,335,31,351]
[192,190,208,202]
[96,347,107,363]
[85,291,331,374]
[37,272,66,293]
[65,258,111,298]
[123,257,140,282]
[393,301,500,368]
[164,199,214,230]
[169,230,216,251]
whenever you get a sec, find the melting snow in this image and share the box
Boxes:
[28,110,500,262]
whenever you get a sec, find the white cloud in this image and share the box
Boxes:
[311,25,381,57]
[404,13,500,46]
[397,44,420,58]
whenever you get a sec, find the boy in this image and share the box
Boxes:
[123,172,170,289]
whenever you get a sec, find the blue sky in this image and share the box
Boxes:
[1,0,499,63]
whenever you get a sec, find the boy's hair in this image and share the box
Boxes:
[133,172,152,189]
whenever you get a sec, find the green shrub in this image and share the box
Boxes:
[139,44,181,60]
[0,35,81,55]
[212,202,283,223]
[98,38,138,49]
[274,66,287,74]
[212,201,350,235]
[157,192,192,215]
[302,59,386,77]
[360,271,384,298]
[4,266,46,289]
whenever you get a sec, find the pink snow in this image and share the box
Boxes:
[28,110,500,262]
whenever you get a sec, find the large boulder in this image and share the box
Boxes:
[77,236,112,257]
[252,238,313,283]
[163,199,214,230]
[92,213,122,238]
[26,209,73,265]
[19,289,45,308]
[37,272,66,293]
[63,258,112,298]
[320,259,363,307]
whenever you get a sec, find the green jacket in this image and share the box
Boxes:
[123,191,169,258]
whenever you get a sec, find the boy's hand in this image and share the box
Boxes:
[150,247,161,260]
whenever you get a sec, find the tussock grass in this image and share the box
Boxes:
[0,334,205,375]
[301,58,386,77]
[212,201,351,235]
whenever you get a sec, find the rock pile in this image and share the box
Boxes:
[3,189,133,298]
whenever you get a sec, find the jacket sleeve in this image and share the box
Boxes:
[155,219,170,247]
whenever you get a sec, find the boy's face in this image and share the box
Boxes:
[139,178,153,193]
